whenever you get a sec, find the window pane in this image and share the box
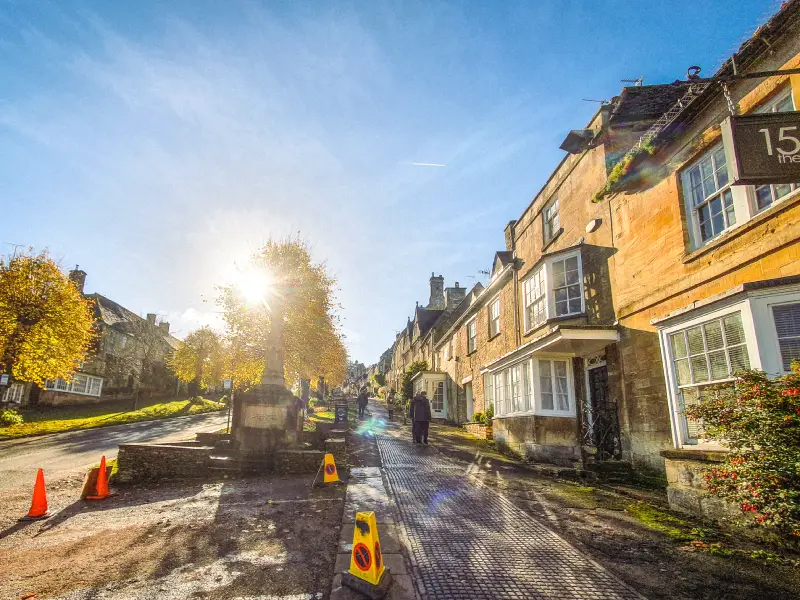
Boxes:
[755,184,773,210]
[568,298,582,313]
[680,388,702,441]
[709,350,729,380]
[691,355,709,383]
[713,147,728,187]
[728,345,750,374]
[553,260,564,276]
[773,183,793,201]
[723,314,745,346]
[722,189,735,226]
[773,303,800,370]
[675,358,692,385]
[555,300,568,316]
[698,204,713,241]
[704,321,724,350]
[554,270,566,288]
[710,196,724,234]
[565,256,578,272]
[555,288,567,303]
[671,332,687,358]
[687,326,705,355]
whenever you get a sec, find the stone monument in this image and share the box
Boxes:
[231,295,298,456]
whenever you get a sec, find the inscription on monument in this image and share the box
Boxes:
[243,404,286,429]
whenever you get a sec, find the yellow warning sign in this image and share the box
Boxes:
[323,453,339,484]
[348,511,386,585]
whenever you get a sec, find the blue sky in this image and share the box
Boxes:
[0,0,784,363]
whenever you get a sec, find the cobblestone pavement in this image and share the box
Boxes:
[377,434,646,600]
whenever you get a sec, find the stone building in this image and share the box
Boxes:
[378,1,800,501]
[4,268,182,407]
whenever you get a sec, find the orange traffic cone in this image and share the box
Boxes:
[86,455,111,501]
[19,468,50,521]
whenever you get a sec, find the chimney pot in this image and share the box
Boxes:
[159,322,170,334]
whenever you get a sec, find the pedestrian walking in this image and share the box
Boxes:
[357,388,369,419]
[386,390,395,421]
[409,389,432,444]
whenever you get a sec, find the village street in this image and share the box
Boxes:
[0,411,227,495]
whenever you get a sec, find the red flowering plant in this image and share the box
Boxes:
[684,361,800,537]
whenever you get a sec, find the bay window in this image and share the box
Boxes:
[490,357,574,418]
[522,251,584,332]
[45,374,104,397]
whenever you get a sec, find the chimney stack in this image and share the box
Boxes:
[159,322,170,334]
[445,282,466,310]
[504,220,517,252]
[427,273,445,309]
[68,266,86,294]
[146,313,157,325]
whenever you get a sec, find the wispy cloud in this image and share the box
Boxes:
[410,162,446,167]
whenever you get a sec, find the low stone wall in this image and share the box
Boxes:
[661,449,740,520]
[117,443,213,483]
[462,423,493,440]
[492,415,580,466]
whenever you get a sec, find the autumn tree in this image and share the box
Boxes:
[217,237,347,391]
[0,251,95,386]
[402,360,429,401]
[169,327,222,394]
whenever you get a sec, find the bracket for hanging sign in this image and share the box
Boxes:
[721,112,800,186]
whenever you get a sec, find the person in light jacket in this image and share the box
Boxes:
[409,390,432,444]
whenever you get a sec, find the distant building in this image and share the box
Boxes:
[3,268,182,406]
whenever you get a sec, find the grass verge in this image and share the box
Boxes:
[0,397,226,440]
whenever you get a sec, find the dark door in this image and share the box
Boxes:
[587,366,621,460]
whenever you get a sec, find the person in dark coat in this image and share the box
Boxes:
[409,390,432,444]
[357,389,369,419]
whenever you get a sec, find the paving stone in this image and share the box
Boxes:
[376,435,645,600]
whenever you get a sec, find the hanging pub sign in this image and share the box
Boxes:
[721,112,800,185]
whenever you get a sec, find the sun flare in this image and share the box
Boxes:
[237,268,275,305]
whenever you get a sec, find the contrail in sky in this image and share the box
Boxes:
[411,162,447,167]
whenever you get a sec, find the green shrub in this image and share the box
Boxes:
[0,408,24,426]
[485,404,494,421]
[685,361,800,537]
[473,412,485,425]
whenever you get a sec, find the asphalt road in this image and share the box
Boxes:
[0,411,229,493]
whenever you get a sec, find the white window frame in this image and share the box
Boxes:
[488,297,501,338]
[432,380,445,413]
[551,253,584,318]
[483,372,494,413]
[2,382,25,404]
[467,319,477,354]
[523,266,547,331]
[543,197,560,244]
[490,356,575,418]
[771,302,800,372]
[658,300,761,448]
[680,144,739,248]
[45,374,104,397]
[521,250,585,334]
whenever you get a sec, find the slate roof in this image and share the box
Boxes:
[415,307,444,338]
[86,293,182,351]
[609,83,694,126]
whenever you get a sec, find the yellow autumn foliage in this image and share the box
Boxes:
[168,327,222,388]
[218,237,347,390]
[0,251,95,386]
